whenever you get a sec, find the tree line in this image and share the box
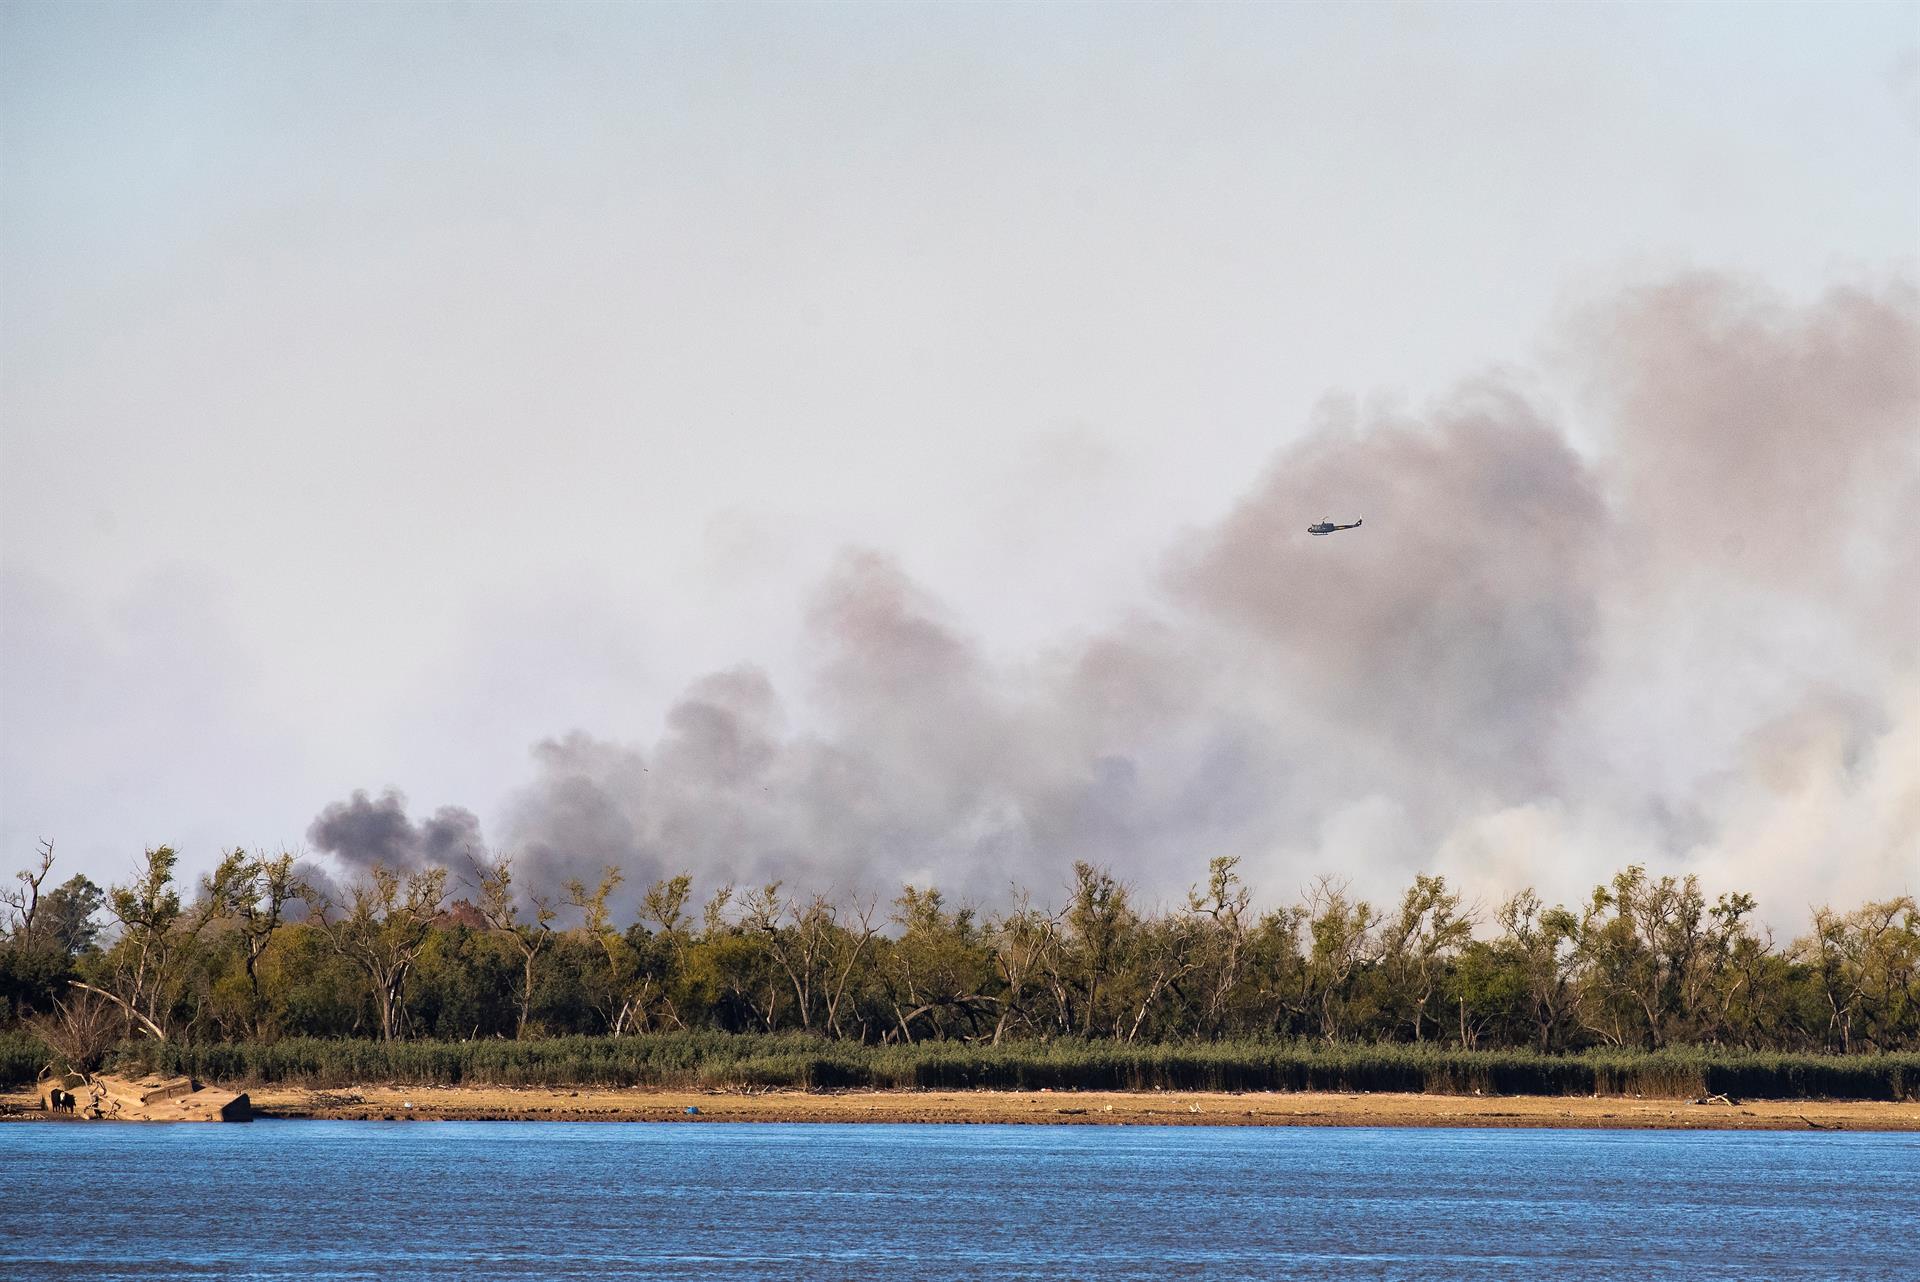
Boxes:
[3,841,1916,1061]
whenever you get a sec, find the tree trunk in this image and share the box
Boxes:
[518,948,535,1040]
[69,981,167,1043]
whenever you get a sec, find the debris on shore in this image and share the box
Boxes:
[38,1071,251,1122]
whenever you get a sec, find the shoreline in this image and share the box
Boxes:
[6,1085,1918,1130]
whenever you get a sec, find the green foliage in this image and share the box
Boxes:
[40,876,105,956]
[0,943,72,1024]
[8,842,1920,1076]
[0,1029,51,1086]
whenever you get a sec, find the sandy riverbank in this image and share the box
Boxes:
[7,1085,1917,1129]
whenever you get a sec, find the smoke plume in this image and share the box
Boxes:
[307,789,486,874]
[310,273,1919,920]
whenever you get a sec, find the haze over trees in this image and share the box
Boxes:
[4,845,1915,1057]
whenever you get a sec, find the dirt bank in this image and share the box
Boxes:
[8,1085,1915,1130]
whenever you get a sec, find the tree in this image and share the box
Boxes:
[682,882,787,1033]
[742,883,814,1030]
[742,885,881,1037]
[2,842,1915,1057]
[2,841,88,1021]
[1801,897,1920,1053]
[635,872,698,1032]
[472,853,556,1039]
[1187,856,1255,1038]
[569,865,639,1034]
[987,889,1068,1043]
[204,849,304,1038]
[1302,877,1376,1042]
[880,886,993,1043]
[1115,913,1200,1043]
[3,839,57,946]
[1063,862,1132,1036]
[29,988,120,1075]
[1379,874,1472,1043]
[314,864,448,1041]
[40,875,105,958]
[1494,889,1580,1052]
[99,845,217,1040]
[568,869,709,1035]
[1572,866,1748,1049]
[1682,890,1760,1044]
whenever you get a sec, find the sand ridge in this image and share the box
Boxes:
[9,1085,1913,1130]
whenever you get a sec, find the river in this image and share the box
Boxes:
[4,1121,1915,1279]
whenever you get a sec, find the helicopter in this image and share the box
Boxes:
[1307,518,1362,536]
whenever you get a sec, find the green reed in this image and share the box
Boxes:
[82,1034,1919,1101]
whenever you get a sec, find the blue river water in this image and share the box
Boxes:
[2,1121,1916,1280]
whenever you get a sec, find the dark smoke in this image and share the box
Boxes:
[306,789,486,873]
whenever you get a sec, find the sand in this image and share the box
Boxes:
[8,1085,1915,1130]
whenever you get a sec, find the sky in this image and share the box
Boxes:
[2,1,1916,926]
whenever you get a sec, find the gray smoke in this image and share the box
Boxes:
[284,858,345,921]
[312,271,1919,919]
[1588,274,1918,591]
[1168,384,1608,795]
[490,388,1623,909]
[306,789,486,873]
